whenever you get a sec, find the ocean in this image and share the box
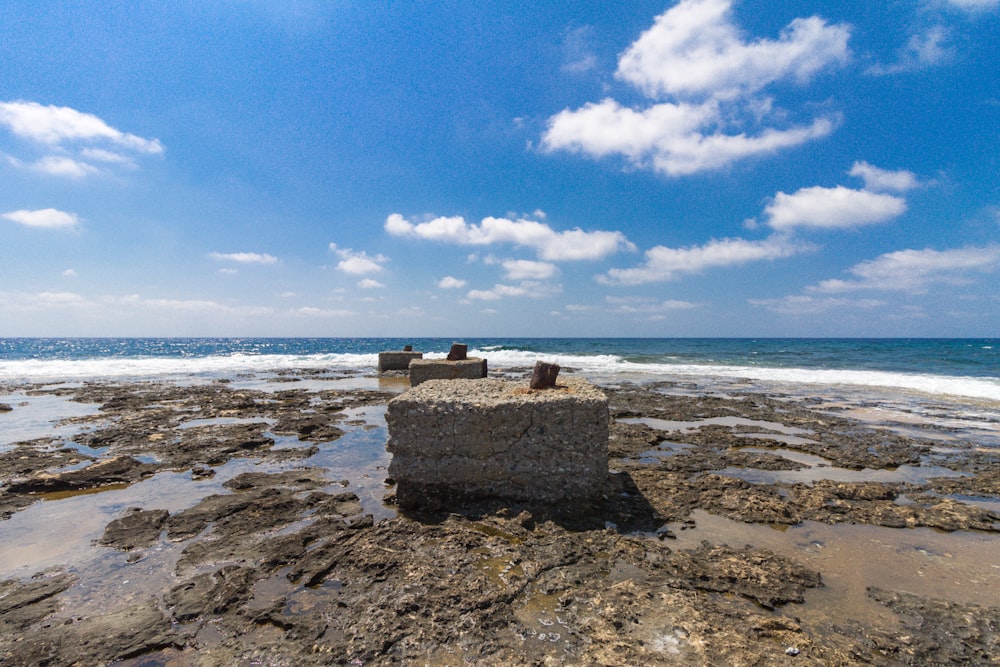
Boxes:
[0,337,997,401]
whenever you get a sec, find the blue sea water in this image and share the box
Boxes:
[0,337,997,401]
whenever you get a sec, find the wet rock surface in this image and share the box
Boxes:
[0,376,997,665]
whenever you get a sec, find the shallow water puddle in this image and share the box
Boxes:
[737,446,833,467]
[0,387,104,450]
[720,444,968,487]
[839,402,1000,448]
[622,415,813,436]
[715,460,965,486]
[669,510,1000,624]
[0,405,393,611]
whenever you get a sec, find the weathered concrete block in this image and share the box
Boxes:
[378,351,423,372]
[408,358,487,386]
[386,378,608,509]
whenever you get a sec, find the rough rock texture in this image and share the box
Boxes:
[386,378,608,508]
[408,358,488,386]
[377,350,422,372]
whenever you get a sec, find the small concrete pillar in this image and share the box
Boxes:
[378,350,423,373]
[408,357,487,386]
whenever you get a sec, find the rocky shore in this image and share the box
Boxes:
[1,370,998,665]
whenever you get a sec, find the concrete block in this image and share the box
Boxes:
[378,351,423,372]
[385,378,608,509]
[408,358,487,386]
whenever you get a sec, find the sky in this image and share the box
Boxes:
[1,0,998,338]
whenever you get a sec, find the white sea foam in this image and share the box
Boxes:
[0,353,379,383]
[2,348,998,402]
[469,348,1000,402]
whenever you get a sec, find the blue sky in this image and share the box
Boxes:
[1,0,998,337]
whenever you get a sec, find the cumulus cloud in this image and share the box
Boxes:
[2,208,79,229]
[502,259,558,280]
[544,99,836,176]
[437,276,467,289]
[608,296,699,314]
[848,161,919,192]
[385,213,634,261]
[809,245,1000,293]
[542,0,850,176]
[0,100,163,178]
[294,306,355,317]
[357,278,384,289]
[208,251,278,264]
[598,235,806,285]
[467,281,562,301]
[615,0,850,101]
[329,243,389,275]
[764,186,907,230]
[18,155,101,178]
[749,294,885,315]
[0,100,162,152]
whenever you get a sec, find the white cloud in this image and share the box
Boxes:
[0,290,92,311]
[357,278,384,289]
[0,100,163,153]
[30,155,100,178]
[941,0,999,10]
[610,298,699,314]
[848,161,919,192]
[542,0,849,176]
[599,235,806,285]
[2,208,79,229]
[208,251,278,264]
[437,276,467,289]
[0,100,163,178]
[329,243,389,275]
[80,148,137,166]
[502,259,558,280]
[867,26,954,75]
[543,98,836,176]
[750,295,885,315]
[294,306,354,317]
[764,185,907,230]
[616,0,850,101]
[385,213,634,261]
[62,269,78,278]
[809,245,1000,293]
[467,281,562,301]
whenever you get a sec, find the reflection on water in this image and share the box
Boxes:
[622,416,813,436]
[0,404,393,617]
[671,509,1000,616]
[714,461,965,486]
[0,388,103,451]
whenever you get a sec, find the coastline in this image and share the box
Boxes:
[1,362,999,664]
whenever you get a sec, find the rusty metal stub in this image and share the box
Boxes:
[529,361,560,390]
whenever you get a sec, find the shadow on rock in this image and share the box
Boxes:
[392,471,666,534]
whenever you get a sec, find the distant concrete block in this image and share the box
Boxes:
[408,358,487,386]
[378,351,423,373]
[386,377,608,509]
